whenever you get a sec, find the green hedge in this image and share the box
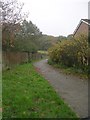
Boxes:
[48,35,89,72]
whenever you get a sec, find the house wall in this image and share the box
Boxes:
[73,22,88,37]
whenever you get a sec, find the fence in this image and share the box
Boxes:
[2,51,45,69]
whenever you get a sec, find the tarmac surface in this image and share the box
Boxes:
[34,59,88,118]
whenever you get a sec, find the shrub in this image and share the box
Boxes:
[48,34,89,71]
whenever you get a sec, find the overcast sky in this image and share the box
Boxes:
[18,0,89,37]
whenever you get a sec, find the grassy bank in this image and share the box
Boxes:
[38,50,48,55]
[3,63,77,118]
[48,59,88,79]
[0,72,2,119]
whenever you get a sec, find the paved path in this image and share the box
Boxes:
[33,59,88,118]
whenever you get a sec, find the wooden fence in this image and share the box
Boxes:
[2,51,45,69]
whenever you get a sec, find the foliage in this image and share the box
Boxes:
[57,35,67,42]
[13,20,42,52]
[1,0,57,53]
[2,16,42,52]
[2,22,21,50]
[1,0,27,49]
[67,34,73,40]
[48,34,89,72]
[37,35,58,51]
[20,20,42,36]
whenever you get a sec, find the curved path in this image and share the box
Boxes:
[33,59,88,118]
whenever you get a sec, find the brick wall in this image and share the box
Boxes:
[74,22,88,37]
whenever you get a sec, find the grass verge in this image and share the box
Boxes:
[48,59,88,79]
[38,50,48,55]
[0,72,2,119]
[3,63,78,118]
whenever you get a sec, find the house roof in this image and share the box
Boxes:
[81,19,90,25]
[73,19,90,36]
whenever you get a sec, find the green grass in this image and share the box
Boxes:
[38,50,48,54]
[0,72,2,119]
[3,63,78,118]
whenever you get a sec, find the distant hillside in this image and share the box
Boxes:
[38,34,58,50]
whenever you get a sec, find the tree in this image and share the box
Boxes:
[67,34,73,40]
[19,20,42,36]
[37,34,58,51]
[1,0,27,50]
[1,0,25,24]
[14,20,42,52]
[58,35,67,42]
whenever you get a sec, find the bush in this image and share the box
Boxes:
[48,34,89,71]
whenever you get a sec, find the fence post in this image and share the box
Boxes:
[27,51,31,62]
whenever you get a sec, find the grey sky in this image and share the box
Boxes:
[18,0,89,36]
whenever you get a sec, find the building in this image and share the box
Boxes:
[73,19,90,37]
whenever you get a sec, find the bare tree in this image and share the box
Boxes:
[1,0,26,24]
[1,0,28,49]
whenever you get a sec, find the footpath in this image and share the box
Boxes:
[34,59,88,118]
